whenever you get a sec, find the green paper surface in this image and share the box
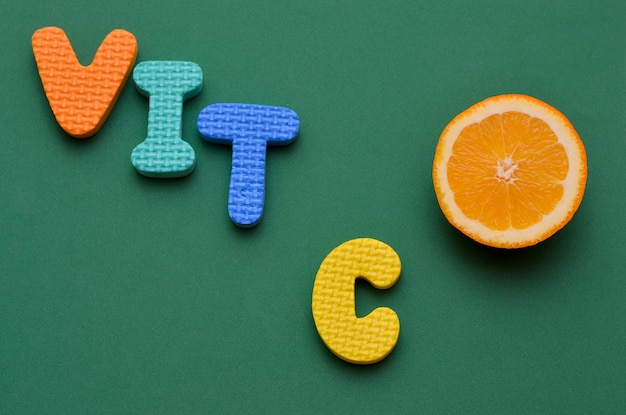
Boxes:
[1,0,625,413]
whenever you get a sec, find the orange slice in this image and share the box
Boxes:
[432,94,587,248]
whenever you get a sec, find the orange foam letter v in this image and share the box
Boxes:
[32,27,138,138]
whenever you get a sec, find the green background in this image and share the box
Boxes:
[1,0,625,413]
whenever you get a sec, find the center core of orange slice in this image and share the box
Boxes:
[496,156,518,183]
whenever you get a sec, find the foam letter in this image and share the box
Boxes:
[197,103,299,227]
[32,27,137,138]
[131,61,203,178]
[311,238,401,364]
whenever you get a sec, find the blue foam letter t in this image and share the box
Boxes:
[197,103,300,227]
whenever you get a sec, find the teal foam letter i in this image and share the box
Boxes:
[131,61,203,178]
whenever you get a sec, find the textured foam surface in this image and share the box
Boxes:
[131,61,203,178]
[197,103,300,227]
[311,238,401,364]
[31,27,137,138]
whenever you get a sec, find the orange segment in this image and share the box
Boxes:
[432,94,587,248]
[32,27,138,138]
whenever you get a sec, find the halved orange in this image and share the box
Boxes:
[432,94,587,248]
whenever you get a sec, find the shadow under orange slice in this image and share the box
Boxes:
[32,27,138,138]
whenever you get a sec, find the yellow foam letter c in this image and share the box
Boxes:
[312,238,401,364]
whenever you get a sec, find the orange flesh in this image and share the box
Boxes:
[447,111,569,231]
